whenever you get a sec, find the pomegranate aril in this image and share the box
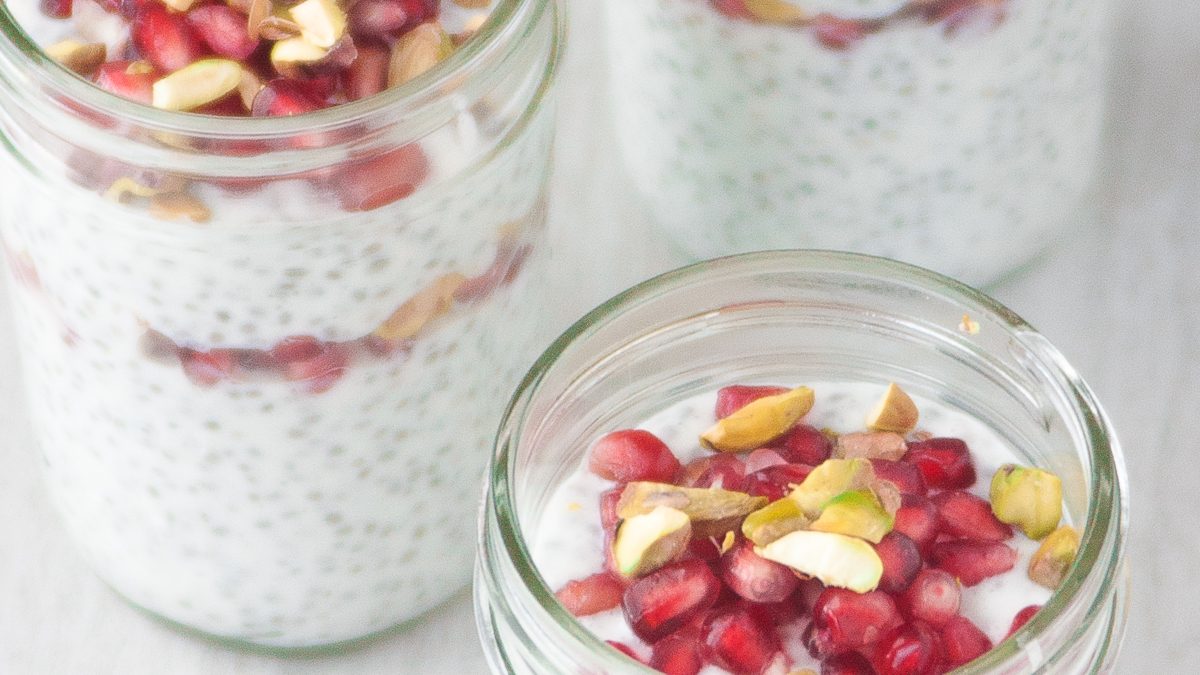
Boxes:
[714,384,788,419]
[941,615,993,668]
[874,532,922,594]
[902,568,961,626]
[40,0,73,19]
[349,0,411,37]
[397,0,439,29]
[812,13,866,51]
[252,78,329,117]
[453,243,532,303]
[93,60,157,104]
[735,596,801,627]
[687,536,723,563]
[933,490,1013,543]
[720,540,799,604]
[607,640,643,663]
[871,621,943,675]
[588,429,682,483]
[801,621,839,661]
[622,559,722,642]
[555,572,625,617]
[710,0,752,20]
[179,348,236,386]
[269,335,324,364]
[821,652,875,675]
[599,487,622,531]
[870,459,926,496]
[282,342,349,394]
[796,576,825,612]
[343,41,390,101]
[327,144,430,211]
[742,463,812,502]
[743,448,788,474]
[702,607,781,675]
[187,5,260,61]
[813,588,902,650]
[903,437,977,490]
[779,424,832,465]
[132,5,209,73]
[937,0,1007,38]
[650,629,704,675]
[932,540,1017,587]
[893,493,940,553]
[678,454,745,491]
[1007,604,1041,637]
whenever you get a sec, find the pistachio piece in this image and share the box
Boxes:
[756,530,883,593]
[742,498,809,546]
[271,36,328,75]
[700,386,815,453]
[290,0,347,49]
[152,59,242,112]
[1028,525,1080,590]
[989,464,1063,539]
[613,506,692,578]
[373,273,467,342]
[865,383,919,434]
[388,22,455,87]
[237,68,264,111]
[834,431,907,461]
[809,490,894,544]
[790,458,875,517]
[743,0,807,24]
[45,40,106,76]
[617,482,767,538]
[148,192,211,224]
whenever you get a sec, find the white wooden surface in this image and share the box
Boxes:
[1,0,1193,671]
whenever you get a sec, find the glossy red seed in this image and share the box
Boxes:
[821,652,875,675]
[813,588,902,650]
[743,448,788,474]
[40,0,73,19]
[283,343,348,394]
[893,494,940,553]
[343,41,390,101]
[872,621,943,675]
[871,458,926,495]
[452,242,532,304]
[778,424,832,465]
[714,385,789,419]
[650,629,704,675]
[936,0,1007,38]
[269,335,324,365]
[720,540,799,604]
[933,490,1013,542]
[932,541,1017,587]
[187,5,260,60]
[801,621,838,661]
[735,596,802,627]
[902,568,961,626]
[941,615,993,668]
[132,5,209,73]
[328,144,431,211]
[397,0,438,28]
[588,429,682,483]
[349,0,410,37]
[93,60,157,105]
[903,437,976,490]
[599,487,623,532]
[555,572,625,617]
[607,640,642,662]
[622,559,722,642]
[252,78,329,117]
[709,0,752,20]
[1007,604,1041,637]
[179,348,236,386]
[796,577,825,612]
[702,607,781,675]
[687,536,723,563]
[812,13,866,51]
[678,454,746,491]
[874,532,922,594]
[742,463,813,502]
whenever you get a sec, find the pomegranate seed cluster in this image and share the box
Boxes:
[709,0,1011,50]
[554,383,1076,675]
[38,0,493,114]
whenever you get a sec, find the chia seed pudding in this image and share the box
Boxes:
[533,383,1066,673]
[604,0,1113,283]
[0,0,561,647]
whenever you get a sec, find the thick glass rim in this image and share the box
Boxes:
[0,0,550,139]
[485,250,1128,672]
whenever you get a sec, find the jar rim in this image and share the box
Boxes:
[482,250,1129,673]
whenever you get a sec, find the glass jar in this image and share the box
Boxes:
[604,0,1114,285]
[0,0,561,649]
[476,251,1129,672]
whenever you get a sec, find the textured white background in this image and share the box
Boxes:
[1,0,1193,671]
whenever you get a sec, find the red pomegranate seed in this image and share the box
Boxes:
[452,243,532,304]
[893,494,940,553]
[328,144,430,211]
[588,429,682,483]
[903,437,976,490]
[132,5,209,73]
[252,78,329,117]
[742,463,813,502]
[269,335,324,364]
[349,0,410,37]
[40,0,73,19]
[935,0,1007,37]
[622,559,722,642]
[187,5,260,61]
[282,342,348,394]
[343,41,390,101]
[702,607,781,675]
[607,640,642,663]
[599,487,622,531]
[709,0,751,20]
[821,652,875,675]
[796,577,825,612]
[179,348,236,386]
[94,60,157,104]
[650,628,704,675]
[812,13,866,51]
[678,454,746,491]
[555,572,625,617]
[778,424,832,465]
[736,596,802,627]
[687,536,723,563]
[874,532,922,594]
[941,615,993,668]
[1007,604,1041,637]
[720,540,799,604]
[932,541,1017,587]
[397,0,438,28]
[871,459,926,495]
[743,448,788,474]
[801,621,838,661]
[813,588,902,650]
[933,490,1013,542]
[714,385,789,419]
[902,568,961,626]
[871,621,943,675]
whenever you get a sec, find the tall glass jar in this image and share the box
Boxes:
[604,1,1114,284]
[0,0,561,649]
[476,251,1129,672]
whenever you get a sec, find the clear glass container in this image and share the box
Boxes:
[476,251,1129,672]
[604,0,1115,285]
[0,0,562,649]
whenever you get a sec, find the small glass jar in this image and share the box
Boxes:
[476,251,1129,673]
[604,0,1114,284]
[0,0,561,649]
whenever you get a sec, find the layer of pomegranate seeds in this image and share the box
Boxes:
[903,437,977,490]
[933,490,1013,542]
[720,540,799,604]
[1007,604,1042,637]
[901,569,961,626]
[714,385,788,419]
[871,621,943,675]
[588,429,682,483]
[874,532,922,594]
[813,588,902,650]
[702,607,781,674]
[940,615,993,668]
[932,541,1018,587]
[622,559,722,642]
